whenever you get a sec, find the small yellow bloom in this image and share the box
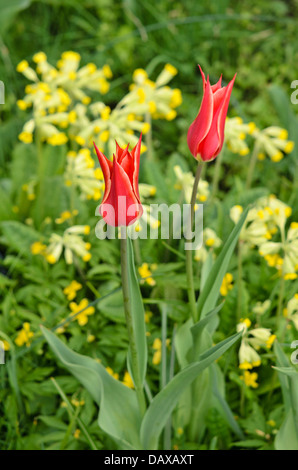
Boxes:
[220,273,233,296]
[70,298,95,326]
[165,63,178,76]
[19,131,33,144]
[138,263,156,286]
[63,280,82,301]
[240,370,258,388]
[17,60,29,73]
[33,52,47,63]
[122,371,134,389]
[47,133,68,146]
[31,241,47,255]
[106,367,119,380]
[15,323,34,347]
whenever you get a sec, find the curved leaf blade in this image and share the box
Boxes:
[41,326,142,449]
[140,331,242,450]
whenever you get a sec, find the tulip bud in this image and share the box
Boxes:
[94,135,143,227]
[187,65,236,162]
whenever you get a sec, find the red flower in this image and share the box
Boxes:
[187,65,236,162]
[93,135,143,227]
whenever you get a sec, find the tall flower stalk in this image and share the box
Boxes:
[186,65,236,322]
[185,162,204,322]
[120,231,147,417]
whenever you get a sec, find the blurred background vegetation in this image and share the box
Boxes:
[1,0,298,167]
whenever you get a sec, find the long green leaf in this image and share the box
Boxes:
[41,326,142,450]
[140,331,242,449]
[197,208,248,321]
[126,236,147,384]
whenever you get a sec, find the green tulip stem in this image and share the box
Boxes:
[185,161,204,323]
[120,233,147,417]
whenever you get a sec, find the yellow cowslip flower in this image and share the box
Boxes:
[45,225,91,265]
[225,117,256,156]
[106,367,119,380]
[15,323,34,347]
[47,132,68,146]
[33,52,47,64]
[63,280,82,301]
[237,318,275,369]
[240,370,258,388]
[133,68,148,84]
[19,131,33,144]
[253,126,294,162]
[102,64,112,79]
[73,429,81,439]
[17,99,29,110]
[122,371,134,389]
[69,298,95,326]
[17,60,29,73]
[138,263,156,286]
[220,273,233,296]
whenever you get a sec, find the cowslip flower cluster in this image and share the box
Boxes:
[230,195,292,250]
[64,148,104,200]
[73,64,182,155]
[259,222,298,279]
[237,318,276,370]
[17,51,112,145]
[31,225,91,265]
[225,116,256,156]
[253,126,294,162]
[123,65,182,121]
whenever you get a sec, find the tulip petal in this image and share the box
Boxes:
[187,77,214,157]
[93,142,112,203]
[199,74,236,161]
[198,65,222,93]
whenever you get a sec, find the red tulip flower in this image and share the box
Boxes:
[187,65,236,162]
[94,135,143,227]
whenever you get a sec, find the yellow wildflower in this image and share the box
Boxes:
[69,299,95,326]
[63,280,82,301]
[241,370,258,388]
[220,273,233,296]
[15,323,34,347]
